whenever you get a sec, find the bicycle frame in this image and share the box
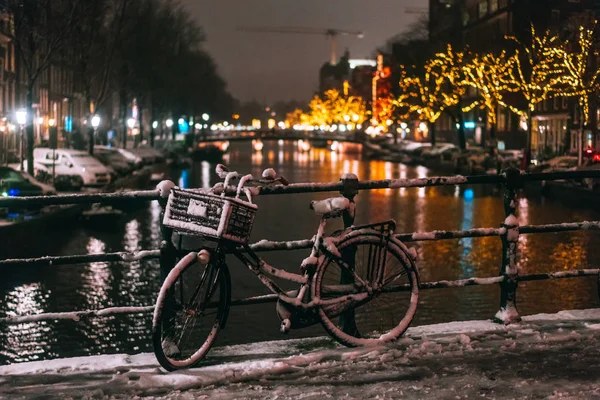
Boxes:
[218,218,398,314]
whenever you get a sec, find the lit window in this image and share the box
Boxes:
[463,11,470,26]
[490,0,498,12]
[478,0,488,17]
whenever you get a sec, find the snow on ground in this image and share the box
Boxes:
[2,308,600,399]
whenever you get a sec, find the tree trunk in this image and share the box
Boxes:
[524,108,532,168]
[457,113,466,150]
[137,101,144,145]
[88,127,95,155]
[26,84,35,176]
[119,87,127,149]
[171,113,176,141]
[429,120,436,146]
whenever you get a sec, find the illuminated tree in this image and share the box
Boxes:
[553,22,600,164]
[285,108,306,127]
[432,45,470,149]
[505,25,566,165]
[462,51,518,146]
[303,89,367,128]
[399,46,465,145]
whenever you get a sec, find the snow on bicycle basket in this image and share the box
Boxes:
[163,174,257,244]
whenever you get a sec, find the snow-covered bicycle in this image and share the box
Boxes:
[152,164,420,371]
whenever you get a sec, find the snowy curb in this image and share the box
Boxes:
[2,308,600,397]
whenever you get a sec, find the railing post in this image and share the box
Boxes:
[156,180,176,282]
[339,173,359,335]
[495,168,522,324]
[340,173,359,228]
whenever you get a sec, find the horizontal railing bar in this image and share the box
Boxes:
[0,250,160,268]
[0,306,155,324]
[517,269,600,282]
[3,220,599,268]
[3,170,600,208]
[2,267,598,325]
[398,227,505,242]
[0,189,160,207]
[521,170,600,182]
[520,221,600,234]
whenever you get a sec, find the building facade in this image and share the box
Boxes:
[429,0,598,155]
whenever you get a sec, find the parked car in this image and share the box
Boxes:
[421,143,457,166]
[530,156,578,173]
[33,148,112,187]
[0,166,55,197]
[94,146,134,176]
[128,146,165,164]
[499,150,523,169]
[113,147,144,167]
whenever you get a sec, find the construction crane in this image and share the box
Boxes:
[237,26,364,65]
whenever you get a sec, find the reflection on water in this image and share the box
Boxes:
[1,139,600,364]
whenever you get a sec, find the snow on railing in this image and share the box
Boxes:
[2,169,600,327]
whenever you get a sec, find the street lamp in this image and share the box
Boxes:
[127,118,136,130]
[166,119,173,128]
[202,113,209,122]
[15,110,26,171]
[152,121,158,129]
[91,115,101,129]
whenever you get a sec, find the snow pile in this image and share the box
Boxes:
[2,308,600,399]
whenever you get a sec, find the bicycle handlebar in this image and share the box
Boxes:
[213,164,289,202]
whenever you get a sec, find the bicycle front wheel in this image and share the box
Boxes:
[313,232,419,347]
[152,251,230,371]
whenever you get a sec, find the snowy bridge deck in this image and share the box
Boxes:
[2,309,600,399]
[1,169,600,396]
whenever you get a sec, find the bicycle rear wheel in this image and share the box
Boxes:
[313,231,418,347]
[152,251,230,371]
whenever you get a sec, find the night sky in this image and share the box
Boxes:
[181,0,423,104]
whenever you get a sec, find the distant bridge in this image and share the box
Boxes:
[197,129,365,144]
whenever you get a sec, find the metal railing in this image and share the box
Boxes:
[1,168,600,327]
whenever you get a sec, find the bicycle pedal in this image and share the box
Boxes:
[280,318,291,334]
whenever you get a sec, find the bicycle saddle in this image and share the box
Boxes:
[310,197,350,219]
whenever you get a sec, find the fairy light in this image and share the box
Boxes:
[461,50,518,131]
[398,45,467,130]
[285,89,367,128]
[550,22,600,125]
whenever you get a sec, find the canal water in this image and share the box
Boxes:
[1,140,599,365]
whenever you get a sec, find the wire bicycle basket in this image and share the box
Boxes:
[163,173,257,244]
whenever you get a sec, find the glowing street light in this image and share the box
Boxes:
[127,118,136,129]
[49,119,56,127]
[202,113,209,121]
[15,109,27,126]
[165,119,173,128]
[152,121,158,129]
[91,115,101,129]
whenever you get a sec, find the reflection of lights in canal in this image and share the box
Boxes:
[460,188,474,276]
[179,169,190,189]
[4,283,51,362]
[463,188,474,200]
[84,237,111,306]
[201,161,210,189]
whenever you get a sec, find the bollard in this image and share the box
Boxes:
[494,168,522,324]
[339,173,359,336]
[156,180,177,283]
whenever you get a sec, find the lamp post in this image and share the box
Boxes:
[89,115,100,156]
[15,110,27,172]
[49,118,57,183]
[151,121,158,148]
[202,113,209,140]
[166,118,174,141]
